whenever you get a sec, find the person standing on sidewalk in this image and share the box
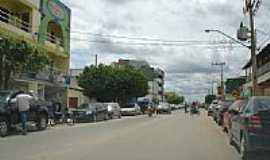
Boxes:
[16,91,33,135]
[184,102,188,113]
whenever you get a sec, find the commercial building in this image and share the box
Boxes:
[0,0,71,106]
[242,44,270,96]
[113,59,165,102]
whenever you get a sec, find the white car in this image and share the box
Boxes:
[207,100,218,116]
[121,103,141,116]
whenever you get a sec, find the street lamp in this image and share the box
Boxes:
[205,29,250,49]
[205,29,258,96]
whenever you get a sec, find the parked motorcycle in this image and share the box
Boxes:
[47,102,75,126]
[147,106,155,117]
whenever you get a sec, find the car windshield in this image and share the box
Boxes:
[221,101,233,108]
[122,104,135,108]
[229,100,247,111]
[0,92,9,103]
[78,104,89,109]
[254,97,270,111]
[159,103,169,108]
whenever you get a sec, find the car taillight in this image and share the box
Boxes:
[248,115,262,132]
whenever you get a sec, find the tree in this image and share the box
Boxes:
[77,64,148,104]
[152,96,160,105]
[164,92,184,104]
[0,37,49,89]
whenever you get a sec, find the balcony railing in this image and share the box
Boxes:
[0,8,32,33]
[257,61,270,77]
[18,67,67,85]
[47,32,64,47]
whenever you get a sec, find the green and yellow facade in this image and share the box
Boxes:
[0,0,71,105]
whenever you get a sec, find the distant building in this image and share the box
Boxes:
[113,59,165,102]
[242,44,270,96]
[68,69,89,108]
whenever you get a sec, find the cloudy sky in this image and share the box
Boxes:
[62,0,270,101]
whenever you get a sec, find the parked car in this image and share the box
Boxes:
[0,91,49,137]
[208,100,218,116]
[121,103,141,116]
[73,103,109,123]
[170,104,177,110]
[212,100,233,124]
[215,100,233,126]
[176,104,185,109]
[229,97,270,160]
[105,103,121,119]
[157,102,171,114]
[223,99,246,133]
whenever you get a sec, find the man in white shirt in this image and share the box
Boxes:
[16,91,33,135]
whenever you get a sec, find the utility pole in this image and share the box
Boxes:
[248,1,258,96]
[241,0,261,96]
[212,62,226,97]
[95,54,98,66]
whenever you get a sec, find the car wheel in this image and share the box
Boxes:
[93,114,97,122]
[228,129,234,145]
[0,118,8,137]
[104,114,109,121]
[240,136,253,160]
[223,126,227,133]
[38,114,48,130]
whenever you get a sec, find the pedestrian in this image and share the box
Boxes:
[184,102,188,113]
[16,91,33,135]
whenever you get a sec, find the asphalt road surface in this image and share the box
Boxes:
[0,111,242,160]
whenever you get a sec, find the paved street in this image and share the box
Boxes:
[0,111,240,160]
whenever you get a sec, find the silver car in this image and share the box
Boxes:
[105,103,122,119]
[121,103,141,116]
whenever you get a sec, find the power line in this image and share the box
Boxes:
[71,30,230,44]
[70,37,244,48]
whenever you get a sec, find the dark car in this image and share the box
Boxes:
[214,100,233,125]
[0,91,49,137]
[73,103,109,123]
[229,97,270,160]
[223,99,246,133]
[105,103,121,119]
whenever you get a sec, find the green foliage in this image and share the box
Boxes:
[152,96,160,105]
[77,64,148,103]
[0,37,49,89]
[23,48,49,74]
[205,95,216,104]
[164,92,184,104]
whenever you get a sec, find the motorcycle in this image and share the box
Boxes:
[190,106,200,115]
[48,102,75,126]
[147,107,154,117]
